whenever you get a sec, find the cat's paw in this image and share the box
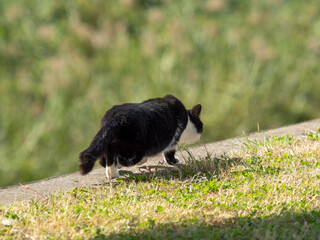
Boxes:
[163,155,180,165]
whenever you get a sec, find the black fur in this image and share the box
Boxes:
[188,104,203,134]
[79,94,203,175]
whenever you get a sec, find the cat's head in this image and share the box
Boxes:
[180,104,203,144]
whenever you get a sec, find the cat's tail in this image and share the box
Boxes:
[79,122,116,175]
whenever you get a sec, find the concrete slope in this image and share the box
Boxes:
[1,119,319,206]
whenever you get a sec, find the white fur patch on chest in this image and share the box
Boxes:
[179,116,200,144]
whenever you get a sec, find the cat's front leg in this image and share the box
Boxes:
[163,150,180,165]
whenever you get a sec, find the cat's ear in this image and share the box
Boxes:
[191,104,202,118]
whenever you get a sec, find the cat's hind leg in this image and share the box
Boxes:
[106,147,120,179]
[99,154,107,168]
[101,153,123,169]
[106,162,119,179]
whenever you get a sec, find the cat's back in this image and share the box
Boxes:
[140,95,186,114]
[101,95,186,126]
[100,103,138,126]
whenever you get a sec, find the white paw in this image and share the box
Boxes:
[174,156,180,164]
[106,164,119,179]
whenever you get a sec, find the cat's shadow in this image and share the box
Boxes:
[91,164,183,186]
[98,155,245,184]
[90,164,179,187]
[117,164,180,183]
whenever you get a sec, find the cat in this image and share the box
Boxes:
[79,94,203,179]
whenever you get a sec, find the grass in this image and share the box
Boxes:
[1,0,320,186]
[1,131,319,239]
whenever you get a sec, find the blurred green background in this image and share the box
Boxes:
[1,0,319,187]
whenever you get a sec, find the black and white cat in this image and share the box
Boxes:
[79,94,203,179]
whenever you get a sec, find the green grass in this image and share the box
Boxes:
[1,133,320,239]
[1,0,320,186]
